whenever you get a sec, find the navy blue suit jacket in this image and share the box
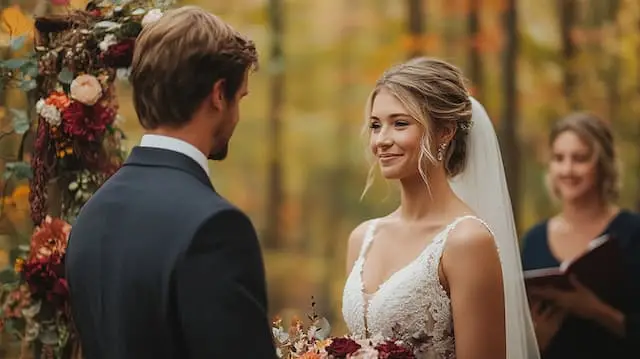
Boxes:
[65,146,276,358]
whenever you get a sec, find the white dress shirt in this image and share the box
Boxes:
[139,134,210,176]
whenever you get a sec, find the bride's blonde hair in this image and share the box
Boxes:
[361,57,473,198]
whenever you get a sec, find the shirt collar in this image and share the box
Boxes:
[139,134,209,176]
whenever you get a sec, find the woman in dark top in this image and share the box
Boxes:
[521,112,640,358]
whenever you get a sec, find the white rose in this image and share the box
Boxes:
[70,74,103,106]
[99,34,118,52]
[40,104,61,126]
[116,67,131,80]
[142,9,163,26]
[35,98,46,114]
[114,114,125,127]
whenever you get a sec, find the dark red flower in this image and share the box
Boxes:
[101,39,135,68]
[325,337,361,358]
[21,253,69,311]
[375,341,415,359]
[62,101,115,142]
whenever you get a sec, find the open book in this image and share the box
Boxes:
[524,234,627,304]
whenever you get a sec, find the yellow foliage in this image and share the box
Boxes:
[0,5,34,39]
[0,249,7,268]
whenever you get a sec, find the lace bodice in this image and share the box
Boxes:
[342,216,490,359]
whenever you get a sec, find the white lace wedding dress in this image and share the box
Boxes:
[342,215,491,359]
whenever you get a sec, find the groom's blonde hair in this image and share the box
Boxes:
[361,57,473,198]
[130,6,258,129]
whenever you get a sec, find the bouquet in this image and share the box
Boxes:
[0,216,74,359]
[272,298,416,359]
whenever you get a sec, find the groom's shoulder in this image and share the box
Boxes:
[189,192,247,220]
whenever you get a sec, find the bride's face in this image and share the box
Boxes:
[368,88,424,180]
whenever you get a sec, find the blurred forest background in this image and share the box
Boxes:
[0,0,639,342]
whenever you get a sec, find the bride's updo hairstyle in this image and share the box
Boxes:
[362,57,473,195]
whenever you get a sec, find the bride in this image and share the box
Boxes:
[342,58,540,359]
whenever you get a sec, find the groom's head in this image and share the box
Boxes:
[130,6,258,161]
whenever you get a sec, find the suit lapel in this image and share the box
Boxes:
[124,146,214,191]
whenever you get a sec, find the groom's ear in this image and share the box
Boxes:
[210,79,226,111]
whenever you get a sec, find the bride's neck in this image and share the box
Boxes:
[398,168,457,221]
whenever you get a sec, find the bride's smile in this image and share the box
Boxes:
[369,88,425,180]
[344,57,538,359]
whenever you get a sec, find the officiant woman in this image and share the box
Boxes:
[520,112,640,359]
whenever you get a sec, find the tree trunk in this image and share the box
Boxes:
[501,0,520,232]
[559,0,578,110]
[407,0,425,59]
[328,0,357,259]
[264,0,285,249]
[637,12,640,212]
[605,0,620,122]
[468,0,482,101]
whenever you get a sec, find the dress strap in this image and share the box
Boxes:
[444,215,493,238]
[358,219,379,259]
[432,215,494,263]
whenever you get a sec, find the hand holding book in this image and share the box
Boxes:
[524,234,628,316]
[529,274,605,320]
[524,234,627,305]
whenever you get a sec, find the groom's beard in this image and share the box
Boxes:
[208,143,228,161]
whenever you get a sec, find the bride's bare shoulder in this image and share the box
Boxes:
[348,220,374,250]
[444,217,497,259]
[345,219,378,272]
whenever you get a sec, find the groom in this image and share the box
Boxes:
[65,6,276,359]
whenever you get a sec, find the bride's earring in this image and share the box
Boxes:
[436,143,447,161]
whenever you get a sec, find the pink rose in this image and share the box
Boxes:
[70,74,103,106]
[350,347,380,359]
[142,9,164,26]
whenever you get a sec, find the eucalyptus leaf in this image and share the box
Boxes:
[0,267,18,283]
[5,161,33,180]
[3,317,15,333]
[95,21,121,31]
[19,79,37,92]
[10,36,26,51]
[9,109,30,134]
[58,67,75,84]
[21,61,39,78]
[2,58,28,69]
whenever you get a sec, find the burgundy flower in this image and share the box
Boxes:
[21,253,69,311]
[49,278,69,299]
[375,341,415,359]
[101,39,135,68]
[62,101,115,142]
[325,337,361,358]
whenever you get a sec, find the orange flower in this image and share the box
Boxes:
[45,91,71,110]
[299,352,321,359]
[28,216,71,261]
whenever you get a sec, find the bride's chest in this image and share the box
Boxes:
[366,261,448,324]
